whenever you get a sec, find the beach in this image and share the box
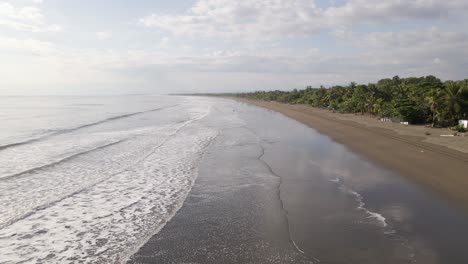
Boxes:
[3,1,468,263]
[130,97,468,264]
[238,99,468,212]
[2,95,468,263]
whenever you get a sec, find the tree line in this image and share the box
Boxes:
[236,75,468,127]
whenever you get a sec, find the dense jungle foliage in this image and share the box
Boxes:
[236,76,468,126]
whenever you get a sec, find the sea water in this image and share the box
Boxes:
[1,95,468,264]
[0,95,218,263]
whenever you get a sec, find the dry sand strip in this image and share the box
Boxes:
[236,99,468,212]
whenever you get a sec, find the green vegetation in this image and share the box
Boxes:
[455,125,466,133]
[236,76,468,126]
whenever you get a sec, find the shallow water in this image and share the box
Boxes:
[132,98,468,264]
[0,95,218,263]
[242,103,468,263]
[1,96,468,263]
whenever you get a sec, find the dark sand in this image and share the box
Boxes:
[240,99,468,212]
[128,125,313,263]
[129,98,468,264]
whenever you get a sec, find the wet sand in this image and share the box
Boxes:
[239,99,468,212]
[129,98,468,263]
[128,104,313,263]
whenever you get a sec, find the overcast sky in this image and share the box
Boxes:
[1,0,467,95]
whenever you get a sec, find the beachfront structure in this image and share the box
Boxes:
[459,120,468,128]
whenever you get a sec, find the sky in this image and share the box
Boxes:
[1,0,467,95]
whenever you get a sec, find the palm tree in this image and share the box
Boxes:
[443,81,466,123]
[425,89,439,127]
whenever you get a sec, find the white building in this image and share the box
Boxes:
[459,120,468,128]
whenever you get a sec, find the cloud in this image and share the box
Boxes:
[139,0,468,40]
[0,1,61,32]
[0,37,138,93]
[2,1,468,94]
[323,0,468,24]
[139,0,324,39]
[96,31,112,40]
[336,28,468,57]
[110,28,468,87]
[0,36,55,55]
[135,0,468,88]
[4,26,466,94]
[333,28,468,79]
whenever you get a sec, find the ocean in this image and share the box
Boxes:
[0,95,219,262]
[1,95,468,263]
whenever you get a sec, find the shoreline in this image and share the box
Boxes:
[235,98,468,212]
[131,97,468,263]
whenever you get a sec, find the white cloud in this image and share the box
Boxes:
[333,28,468,79]
[139,0,324,39]
[136,0,468,86]
[96,31,112,40]
[337,28,468,54]
[3,25,467,94]
[2,1,468,94]
[139,0,468,39]
[0,37,137,94]
[0,36,55,54]
[110,27,468,85]
[323,0,468,24]
[0,1,61,32]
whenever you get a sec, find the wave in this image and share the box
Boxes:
[0,104,178,152]
[0,114,210,228]
[347,189,387,227]
[329,177,388,228]
[0,120,218,263]
[0,139,126,181]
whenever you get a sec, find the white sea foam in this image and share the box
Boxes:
[0,97,218,263]
[0,108,178,179]
[347,189,388,227]
[0,125,175,229]
[330,178,388,228]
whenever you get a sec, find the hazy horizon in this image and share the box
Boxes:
[1,0,468,95]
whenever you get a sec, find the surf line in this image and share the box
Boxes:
[0,140,126,181]
[329,178,388,228]
[0,115,205,230]
[0,104,179,152]
[123,130,221,263]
